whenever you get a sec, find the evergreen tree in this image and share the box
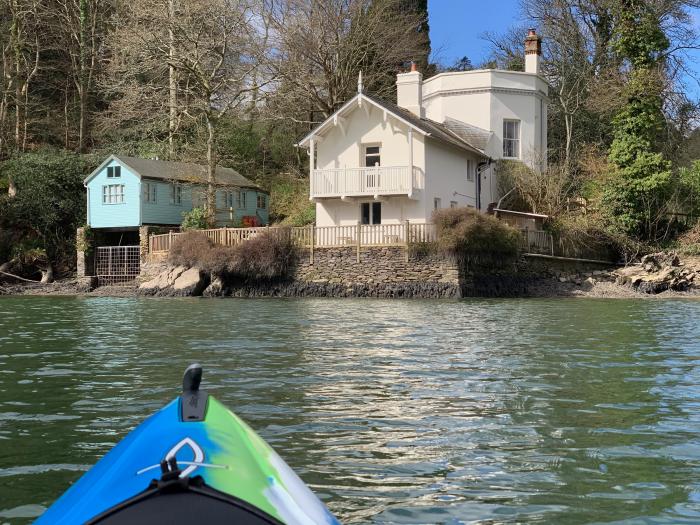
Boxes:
[602,0,673,240]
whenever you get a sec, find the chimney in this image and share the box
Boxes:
[524,28,542,75]
[396,62,424,118]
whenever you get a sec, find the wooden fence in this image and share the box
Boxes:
[149,224,561,259]
[148,223,439,253]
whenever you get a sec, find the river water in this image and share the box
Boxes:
[1,296,700,524]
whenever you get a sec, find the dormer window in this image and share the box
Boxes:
[107,165,121,178]
[364,145,381,167]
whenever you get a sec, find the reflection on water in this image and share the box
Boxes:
[1,296,700,523]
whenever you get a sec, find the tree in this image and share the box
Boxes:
[0,150,92,280]
[602,0,673,239]
[265,0,429,124]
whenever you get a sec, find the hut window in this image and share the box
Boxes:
[170,183,182,205]
[257,195,266,209]
[107,166,121,178]
[143,183,156,203]
[450,201,458,208]
[102,184,125,204]
[237,191,246,209]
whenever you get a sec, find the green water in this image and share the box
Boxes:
[0,296,699,524]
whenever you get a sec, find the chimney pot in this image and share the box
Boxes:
[524,28,542,75]
[410,61,417,72]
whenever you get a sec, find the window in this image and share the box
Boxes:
[102,184,125,204]
[143,182,157,203]
[170,183,182,205]
[434,197,441,210]
[466,159,475,182]
[237,190,247,209]
[364,145,381,167]
[503,120,520,158]
[257,194,266,209]
[224,191,235,208]
[450,201,458,208]
[360,202,381,225]
[107,165,121,178]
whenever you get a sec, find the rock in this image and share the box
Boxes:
[76,276,98,293]
[139,271,171,291]
[203,276,225,297]
[172,268,208,296]
[640,252,680,272]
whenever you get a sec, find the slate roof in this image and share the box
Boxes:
[360,92,489,157]
[441,117,492,154]
[102,156,263,190]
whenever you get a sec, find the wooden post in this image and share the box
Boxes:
[310,224,315,264]
[168,230,173,251]
[550,233,555,256]
[404,220,410,262]
[223,226,228,246]
[356,221,361,263]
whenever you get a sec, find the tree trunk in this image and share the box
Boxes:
[40,262,53,284]
[77,0,89,152]
[168,0,177,158]
[206,113,216,224]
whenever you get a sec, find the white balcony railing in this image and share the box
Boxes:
[311,166,423,198]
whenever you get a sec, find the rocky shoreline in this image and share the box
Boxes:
[2,252,700,299]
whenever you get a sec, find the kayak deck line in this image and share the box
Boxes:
[136,461,229,476]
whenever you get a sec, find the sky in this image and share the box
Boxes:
[428,0,700,97]
[427,0,523,68]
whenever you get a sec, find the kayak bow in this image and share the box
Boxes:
[36,364,340,525]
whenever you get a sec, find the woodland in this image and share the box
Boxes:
[1,0,700,278]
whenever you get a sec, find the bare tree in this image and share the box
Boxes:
[264,0,429,124]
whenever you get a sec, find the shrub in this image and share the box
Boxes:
[227,229,297,279]
[167,228,296,280]
[548,215,641,263]
[432,207,520,267]
[168,231,214,268]
[181,207,210,230]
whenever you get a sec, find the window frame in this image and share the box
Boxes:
[503,119,521,159]
[143,182,157,204]
[434,197,442,210]
[107,165,121,178]
[102,184,125,205]
[466,159,475,182]
[360,202,381,225]
[450,201,458,208]
[363,144,381,168]
[170,183,182,206]
[257,194,266,210]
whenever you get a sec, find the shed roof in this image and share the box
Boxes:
[85,155,264,191]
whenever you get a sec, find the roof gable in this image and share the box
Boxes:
[297,92,488,158]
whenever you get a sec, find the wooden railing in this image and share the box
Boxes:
[310,166,423,198]
[149,223,437,253]
[520,229,554,255]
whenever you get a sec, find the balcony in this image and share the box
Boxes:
[310,166,423,199]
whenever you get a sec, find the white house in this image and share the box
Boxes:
[297,29,548,228]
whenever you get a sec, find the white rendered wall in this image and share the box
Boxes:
[422,70,548,169]
[315,103,424,171]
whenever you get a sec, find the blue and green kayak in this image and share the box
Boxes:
[35,364,340,524]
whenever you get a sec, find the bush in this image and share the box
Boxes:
[548,215,641,262]
[432,207,520,267]
[168,231,214,268]
[168,228,296,280]
[181,207,210,230]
